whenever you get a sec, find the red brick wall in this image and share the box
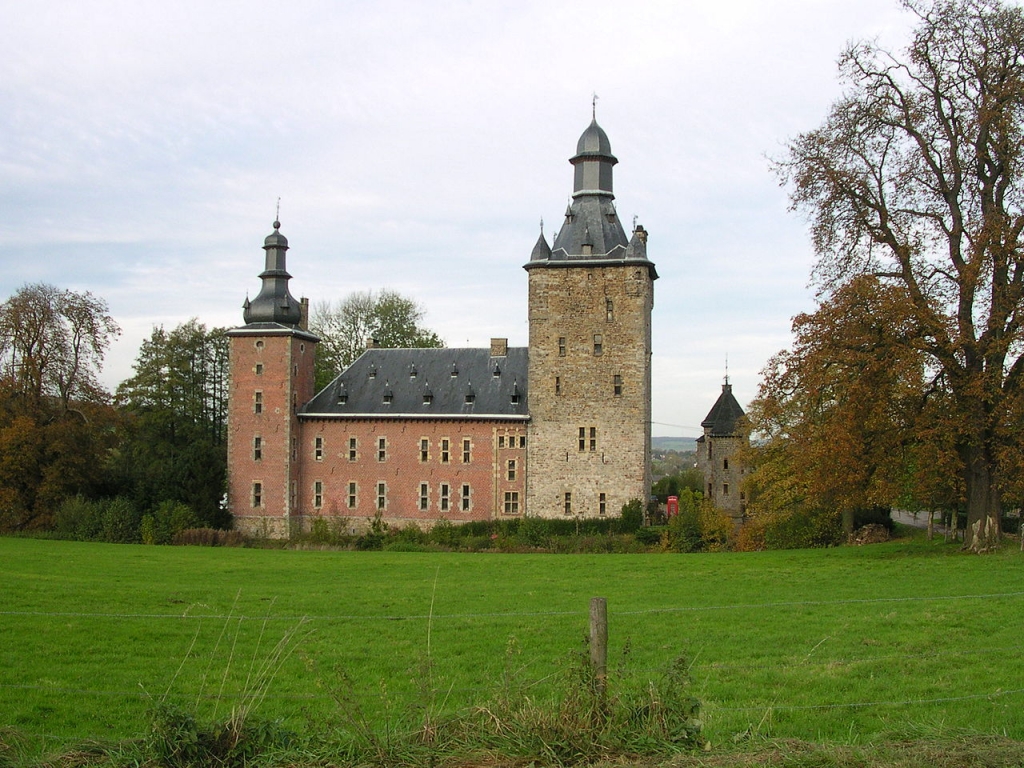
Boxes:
[227,330,317,537]
[294,418,527,529]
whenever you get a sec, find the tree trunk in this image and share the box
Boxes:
[962,443,1002,553]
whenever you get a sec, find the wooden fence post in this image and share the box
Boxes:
[590,597,608,697]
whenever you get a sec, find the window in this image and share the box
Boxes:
[293,364,298,377]
[255,340,264,350]
[504,491,519,515]
[348,482,357,509]
[578,427,586,452]
[440,483,450,512]
[441,439,450,464]
[558,336,566,356]
[564,491,572,516]
[555,376,561,395]
[599,493,607,515]
[255,363,263,375]
[461,484,471,511]
[613,374,623,396]
[314,436,324,462]
[519,435,527,448]
[423,392,433,405]
[348,436,357,461]
[462,438,471,463]
[593,334,603,356]
[589,427,597,452]
[420,438,429,463]
[313,481,323,509]
[254,391,263,414]
[377,437,386,462]
[499,435,506,448]
[723,483,730,496]
[291,437,297,461]
[253,436,262,461]
[723,458,729,470]
[290,481,296,507]
[507,459,516,481]
[465,392,475,404]
[292,392,297,413]
[377,482,387,510]
[419,482,429,511]
[606,298,614,322]
[252,482,262,508]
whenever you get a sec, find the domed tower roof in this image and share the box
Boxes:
[242,220,303,326]
[524,113,657,279]
[573,119,617,164]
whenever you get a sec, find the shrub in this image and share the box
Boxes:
[739,507,844,551]
[53,495,104,541]
[144,501,201,545]
[101,497,142,543]
[617,498,645,533]
[355,512,387,550]
[635,526,663,546]
[428,518,460,549]
[172,528,245,547]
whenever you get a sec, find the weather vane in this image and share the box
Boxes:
[592,92,599,119]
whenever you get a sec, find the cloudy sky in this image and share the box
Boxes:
[1,0,918,437]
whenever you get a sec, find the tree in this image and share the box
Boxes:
[309,290,444,390]
[776,0,1024,551]
[114,320,230,527]
[0,284,120,530]
[0,283,119,414]
[746,276,958,533]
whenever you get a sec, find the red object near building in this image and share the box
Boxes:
[666,496,679,517]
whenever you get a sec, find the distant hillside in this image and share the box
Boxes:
[652,436,697,452]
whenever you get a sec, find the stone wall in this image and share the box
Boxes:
[526,264,653,518]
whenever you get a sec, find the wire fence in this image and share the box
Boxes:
[3,589,1023,723]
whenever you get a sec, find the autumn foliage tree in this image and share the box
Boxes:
[775,0,1024,551]
[746,277,959,535]
[0,284,120,530]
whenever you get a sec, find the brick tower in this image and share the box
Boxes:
[524,117,657,519]
[226,221,318,537]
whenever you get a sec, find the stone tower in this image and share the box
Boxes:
[524,118,657,519]
[226,221,318,538]
[695,380,748,525]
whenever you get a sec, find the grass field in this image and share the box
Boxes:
[2,533,1023,764]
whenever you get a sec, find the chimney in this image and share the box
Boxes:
[299,297,310,330]
[366,336,379,349]
[490,337,508,357]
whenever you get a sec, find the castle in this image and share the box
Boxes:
[225,118,658,537]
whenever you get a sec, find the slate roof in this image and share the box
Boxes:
[302,347,529,419]
[526,119,658,279]
[701,383,746,436]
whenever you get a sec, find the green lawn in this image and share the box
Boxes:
[1,535,1023,759]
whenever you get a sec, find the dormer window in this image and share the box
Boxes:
[423,392,433,405]
[368,366,377,379]
[465,392,475,404]
[338,393,348,405]
[492,364,501,377]
[450,363,458,377]
[382,384,393,405]
[409,365,417,379]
